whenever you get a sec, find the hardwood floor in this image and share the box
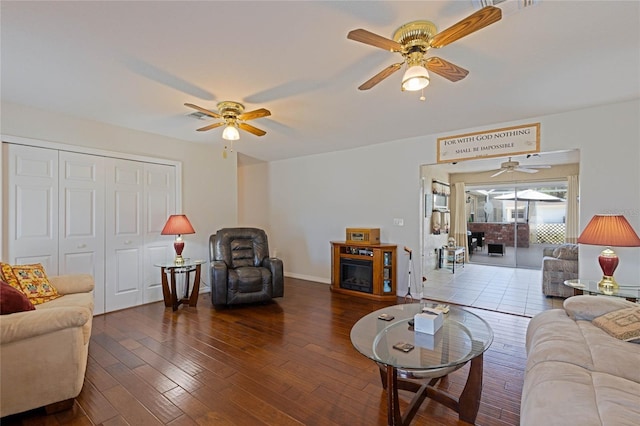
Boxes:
[2,278,529,425]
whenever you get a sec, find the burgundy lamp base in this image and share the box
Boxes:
[174,237,185,266]
[597,248,619,289]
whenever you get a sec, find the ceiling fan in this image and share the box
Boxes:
[347,6,502,91]
[184,101,270,140]
[490,157,551,177]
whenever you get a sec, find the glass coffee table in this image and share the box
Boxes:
[564,279,640,301]
[351,303,493,425]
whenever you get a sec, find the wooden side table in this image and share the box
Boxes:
[155,260,204,311]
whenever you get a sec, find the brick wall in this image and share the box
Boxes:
[467,223,530,247]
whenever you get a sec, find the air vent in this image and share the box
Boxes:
[187,111,212,120]
[472,0,540,16]
[473,0,508,7]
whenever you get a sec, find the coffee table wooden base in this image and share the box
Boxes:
[379,354,484,425]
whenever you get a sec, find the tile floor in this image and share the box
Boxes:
[420,263,566,317]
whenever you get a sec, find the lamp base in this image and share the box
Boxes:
[173,237,185,266]
[597,248,619,293]
[598,275,618,289]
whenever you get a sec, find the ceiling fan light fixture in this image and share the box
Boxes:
[222,124,240,141]
[401,65,430,91]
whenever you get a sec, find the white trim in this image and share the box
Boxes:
[2,134,180,165]
[285,272,330,284]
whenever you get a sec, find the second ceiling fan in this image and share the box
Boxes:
[347,6,502,91]
[491,157,551,177]
[185,101,270,140]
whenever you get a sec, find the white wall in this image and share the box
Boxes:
[1,101,239,286]
[241,99,640,293]
[237,154,270,234]
[5,99,639,294]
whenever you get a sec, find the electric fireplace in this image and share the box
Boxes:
[340,258,373,294]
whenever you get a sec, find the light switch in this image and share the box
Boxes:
[393,218,404,226]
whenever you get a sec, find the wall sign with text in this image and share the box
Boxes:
[437,123,540,163]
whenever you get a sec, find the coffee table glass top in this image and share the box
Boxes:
[350,303,493,371]
[564,279,640,299]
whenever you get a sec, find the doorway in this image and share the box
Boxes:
[465,182,567,269]
[420,150,579,275]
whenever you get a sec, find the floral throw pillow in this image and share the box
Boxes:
[11,263,60,305]
[0,262,21,291]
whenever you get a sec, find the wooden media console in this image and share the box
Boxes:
[330,241,397,301]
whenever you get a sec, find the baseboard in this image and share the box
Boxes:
[197,275,329,292]
[284,272,330,284]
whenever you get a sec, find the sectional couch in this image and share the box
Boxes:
[521,295,640,425]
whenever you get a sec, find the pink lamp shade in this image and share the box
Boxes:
[577,214,640,287]
[161,215,195,265]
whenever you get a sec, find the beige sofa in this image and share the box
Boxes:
[521,295,640,425]
[1,274,94,417]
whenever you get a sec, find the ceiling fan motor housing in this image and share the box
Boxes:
[217,101,244,120]
[393,20,437,62]
[502,159,520,169]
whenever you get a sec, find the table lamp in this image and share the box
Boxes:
[577,214,640,289]
[161,214,195,265]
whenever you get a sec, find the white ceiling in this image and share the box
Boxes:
[2,1,639,164]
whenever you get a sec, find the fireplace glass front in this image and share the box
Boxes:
[340,258,373,294]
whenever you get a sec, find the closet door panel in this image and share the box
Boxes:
[143,163,176,304]
[4,144,59,274]
[105,158,144,312]
[59,151,106,314]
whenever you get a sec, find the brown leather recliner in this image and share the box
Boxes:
[209,228,284,306]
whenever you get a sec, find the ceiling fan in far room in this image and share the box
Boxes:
[346,6,502,93]
[490,157,551,177]
[184,101,271,141]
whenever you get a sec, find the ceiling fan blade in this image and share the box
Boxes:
[429,6,502,49]
[491,169,507,177]
[238,122,266,137]
[238,108,271,121]
[358,63,403,90]
[528,165,551,169]
[425,57,469,82]
[347,29,402,52]
[514,167,539,174]
[184,103,222,119]
[196,122,225,132]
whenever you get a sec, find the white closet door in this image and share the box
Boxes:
[59,151,106,314]
[105,158,144,311]
[4,144,59,274]
[143,163,176,304]
[4,141,180,314]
